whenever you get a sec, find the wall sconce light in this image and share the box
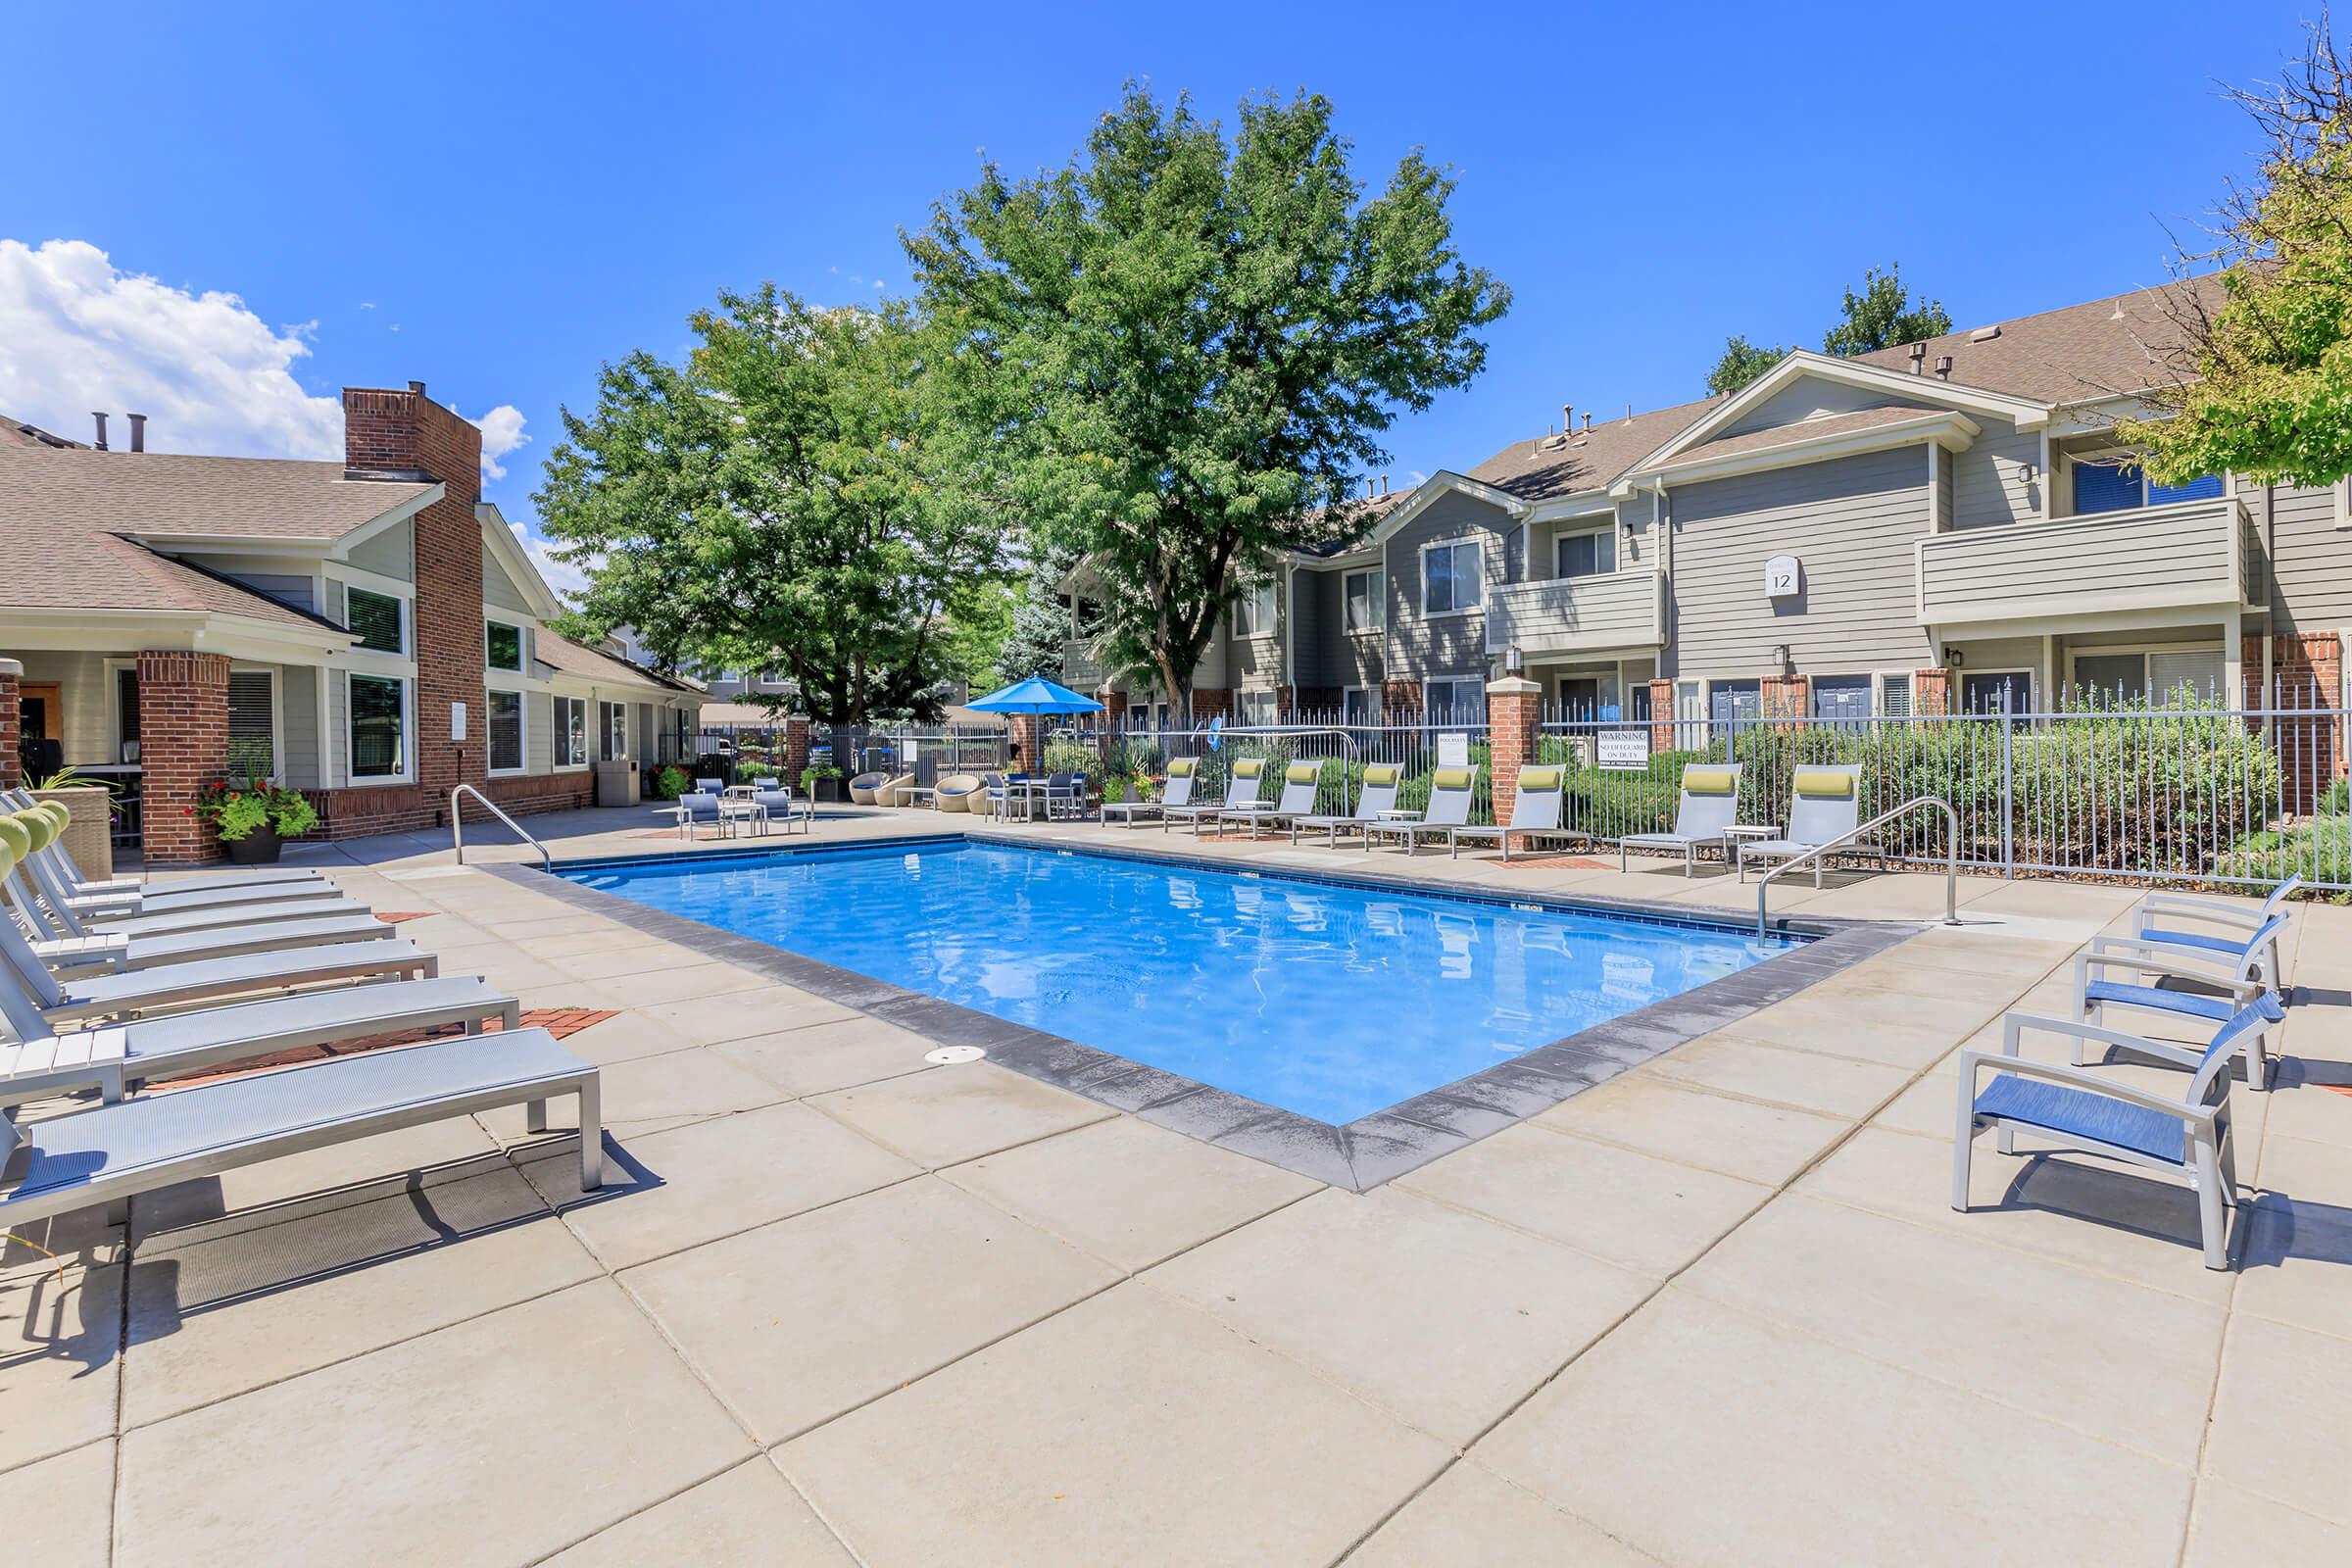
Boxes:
[1948,648,1967,668]
[1770,643,1790,668]
[1505,643,1524,676]
[2019,463,2039,485]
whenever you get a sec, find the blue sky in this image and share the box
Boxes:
[0,1,2322,586]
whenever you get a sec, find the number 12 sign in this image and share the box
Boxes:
[1764,555,1801,599]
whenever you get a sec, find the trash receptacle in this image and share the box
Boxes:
[594,761,640,808]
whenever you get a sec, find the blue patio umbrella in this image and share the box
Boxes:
[965,676,1106,721]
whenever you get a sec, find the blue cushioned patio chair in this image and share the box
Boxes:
[2071,914,2292,1090]
[2127,874,2300,990]
[1954,1000,2268,1269]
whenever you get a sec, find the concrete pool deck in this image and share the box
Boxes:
[5,803,2349,1564]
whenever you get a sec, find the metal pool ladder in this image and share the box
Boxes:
[1754,796,1960,938]
[450,783,553,872]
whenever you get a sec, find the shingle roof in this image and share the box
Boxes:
[1466,395,1724,501]
[0,522,328,627]
[1653,403,1952,468]
[1847,276,2225,406]
[533,632,703,695]
[1296,484,1421,557]
[0,440,435,542]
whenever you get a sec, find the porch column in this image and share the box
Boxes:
[1007,713,1044,773]
[0,658,20,790]
[1486,674,1542,828]
[1913,666,1953,716]
[1647,677,1676,754]
[783,713,810,788]
[138,650,232,864]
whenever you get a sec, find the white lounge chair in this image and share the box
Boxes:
[1,788,325,899]
[1954,1001,2266,1269]
[1617,763,1745,876]
[1737,764,1873,886]
[1104,759,1195,828]
[2071,916,2292,1090]
[1224,763,1321,841]
[23,910,399,981]
[2,806,338,923]
[1448,766,1581,861]
[0,970,518,1108]
[1289,764,1401,848]
[1169,760,1260,834]
[2128,874,2301,990]
[0,1029,603,1232]
[1368,768,1477,855]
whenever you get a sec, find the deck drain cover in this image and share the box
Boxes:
[925,1046,987,1065]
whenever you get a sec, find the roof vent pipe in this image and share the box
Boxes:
[90,413,108,451]
[1380,473,1389,495]
[127,413,147,453]
[1907,342,1927,374]
[1562,403,1573,433]
[1582,411,1593,432]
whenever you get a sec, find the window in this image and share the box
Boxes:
[226,669,275,779]
[486,620,523,673]
[1881,674,1913,718]
[1342,686,1377,725]
[1629,685,1654,723]
[349,674,407,779]
[1344,568,1384,632]
[600,701,628,761]
[555,696,589,767]
[346,586,406,654]
[2073,460,2224,515]
[2071,650,2225,707]
[1422,541,1482,613]
[487,689,524,772]
[1236,691,1277,726]
[115,667,141,762]
[1555,528,1616,579]
[1233,581,1278,638]
[1424,675,1482,720]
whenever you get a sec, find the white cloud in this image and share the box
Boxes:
[467,403,529,481]
[0,237,342,457]
[512,519,595,601]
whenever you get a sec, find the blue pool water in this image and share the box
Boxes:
[564,841,1796,1125]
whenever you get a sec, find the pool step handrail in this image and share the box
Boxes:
[1754,795,1959,937]
[450,783,552,872]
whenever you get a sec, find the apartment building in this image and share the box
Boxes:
[1066,279,2346,729]
[0,385,703,861]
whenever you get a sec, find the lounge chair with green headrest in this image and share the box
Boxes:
[1446,765,1583,862]
[1105,757,1195,828]
[1218,761,1324,841]
[1737,763,1872,887]
[1367,767,1479,856]
[1161,757,1243,833]
[3,786,328,901]
[5,806,339,926]
[1181,757,1268,836]
[1289,763,1403,849]
[1617,762,1746,877]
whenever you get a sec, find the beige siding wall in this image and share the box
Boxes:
[2268,480,2352,631]
[1948,417,2044,530]
[1723,378,1912,438]
[1666,445,1934,675]
[1382,488,1515,681]
[10,651,118,767]
[482,549,533,614]
[340,518,415,580]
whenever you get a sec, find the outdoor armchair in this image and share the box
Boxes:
[1617,763,1745,876]
[2072,920,2291,1089]
[2128,874,2301,989]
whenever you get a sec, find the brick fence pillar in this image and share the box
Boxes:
[1096,688,1128,767]
[1913,667,1953,716]
[0,658,20,790]
[1646,677,1676,754]
[1486,674,1543,828]
[138,650,232,864]
[783,714,810,788]
[1007,713,1043,773]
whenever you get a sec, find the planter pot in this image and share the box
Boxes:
[811,777,845,804]
[222,824,282,864]
[31,784,113,882]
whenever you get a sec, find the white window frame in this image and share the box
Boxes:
[1419,538,1483,618]
[344,583,411,658]
[485,618,526,675]
[1552,524,1617,581]
[1423,675,1483,717]
[1873,669,1915,719]
[485,687,528,776]
[553,695,590,770]
[1343,567,1385,634]
[1232,581,1279,640]
[345,671,415,785]
[225,663,285,784]
[600,700,629,762]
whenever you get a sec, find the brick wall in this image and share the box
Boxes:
[1486,676,1542,829]
[1761,673,1810,728]
[1647,678,1676,754]
[343,384,484,819]
[1189,688,1232,722]
[2247,631,2345,808]
[138,650,232,863]
[784,715,810,787]
[1913,667,1953,716]
[1380,679,1421,719]
[0,659,19,790]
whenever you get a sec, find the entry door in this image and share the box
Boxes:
[1710,680,1761,727]
[17,682,62,778]
[1557,677,1600,721]
[1812,675,1873,724]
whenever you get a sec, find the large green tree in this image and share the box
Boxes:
[1704,265,1951,393]
[2123,18,2352,488]
[906,83,1508,718]
[535,289,1008,724]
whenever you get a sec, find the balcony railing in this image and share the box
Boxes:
[1061,637,1106,690]
[1916,496,2261,627]
[1485,569,1666,656]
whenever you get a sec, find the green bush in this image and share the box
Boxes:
[650,765,690,802]
[1040,740,1103,797]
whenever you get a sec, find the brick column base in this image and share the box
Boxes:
[1646,678,1676,754]
[2249,632,2346,808]
[1913,667,1952,716]
[1761,673,1810,728]
[1007,714,1043,773]
[0,658,21,790]
[139,649,233,863]
[1188,689,1232,723]
[1486,675,1542,830]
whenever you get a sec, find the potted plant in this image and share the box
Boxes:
[192,774,319,864]
[801,763,846,803]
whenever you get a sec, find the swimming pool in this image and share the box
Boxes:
[564,841,1798,1126]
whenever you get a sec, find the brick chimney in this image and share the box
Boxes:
[342,383,485,806]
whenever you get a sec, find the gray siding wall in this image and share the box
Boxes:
[2269,480,2352,632]
[482,549,533,614]
[193,554,319,614]
[1291,568,1335,688]
[1723,379,1912,438]
[1383,488,1515,681]
[279,664,320,788]
[527,692,555,774]
[340,519,414,580]
[1667,446,1934,675]
[1948,417,2044,530]
[326,670,349,784]
[1618,492,1660,569]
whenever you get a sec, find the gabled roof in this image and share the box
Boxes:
[1651,403,1960,469]
[0,524,331,628]
[0,439,438,544]
[1467,396,1723,502]
[533,632,704,695]
[1846,275,2226,405]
